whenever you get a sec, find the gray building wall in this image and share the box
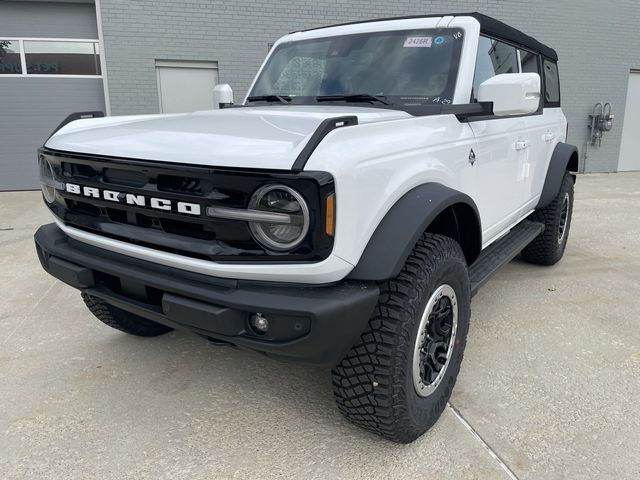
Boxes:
[99,1,640,172]
[0,1,103,190]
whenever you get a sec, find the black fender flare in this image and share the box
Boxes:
[347,183,482,281]
[537,142,579,209]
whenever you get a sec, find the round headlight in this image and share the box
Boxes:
[248,185,309,251]
[39,156,56,204]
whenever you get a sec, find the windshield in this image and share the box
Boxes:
[249,28,464,107]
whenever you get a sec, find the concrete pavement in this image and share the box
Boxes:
[1,173,639,479]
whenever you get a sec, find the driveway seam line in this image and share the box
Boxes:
[447,402,520,480]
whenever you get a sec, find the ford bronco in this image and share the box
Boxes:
[34,13,578,442]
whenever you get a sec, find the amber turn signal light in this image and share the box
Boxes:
[325,193,335,236]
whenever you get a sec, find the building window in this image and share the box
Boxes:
[0,40,22,74]
[0,39,101,77]
[24,41,100,75]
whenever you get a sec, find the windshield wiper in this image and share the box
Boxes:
[315,94,391,106]
[246,95,292,104]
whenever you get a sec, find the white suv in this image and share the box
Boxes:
[35,13,578,442]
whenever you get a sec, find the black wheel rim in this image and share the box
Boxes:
[558,192,570,244]
[413,285,458,397]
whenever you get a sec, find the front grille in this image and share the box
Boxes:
[42,149,335,263]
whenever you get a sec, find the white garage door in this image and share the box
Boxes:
[618,71,640,172]
[156,60,218,114]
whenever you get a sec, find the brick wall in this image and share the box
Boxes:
[99,0,640,172]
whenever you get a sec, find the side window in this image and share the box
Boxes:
[519,49,539,74]
[543,59,560,106]
[518,49,542,110]
[472,36,518,101]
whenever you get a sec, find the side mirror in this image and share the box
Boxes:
[478,73,540,116]
[213,84,234,109]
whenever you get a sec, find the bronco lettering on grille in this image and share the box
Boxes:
[64,183,201,216]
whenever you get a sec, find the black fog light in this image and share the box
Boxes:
[250,312,269,334]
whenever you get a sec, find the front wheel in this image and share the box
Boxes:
[521,171,574,265]
[332,234,470,443]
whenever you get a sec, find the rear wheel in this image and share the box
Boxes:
[521,172,574,265]
[81,293,173,337]
[332,234,470,443]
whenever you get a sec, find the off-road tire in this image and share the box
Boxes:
[521,172,574,266]
[332,234,471,443]
[81,293,173,337]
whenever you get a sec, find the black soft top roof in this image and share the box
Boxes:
[469,13,557,61]
[296,12,558,61]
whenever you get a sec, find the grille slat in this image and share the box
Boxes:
[157,174,204,195]
[103,168,147,187]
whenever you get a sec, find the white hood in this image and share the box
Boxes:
[45,106,410,170]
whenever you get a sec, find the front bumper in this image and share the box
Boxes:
[35,224,379,365]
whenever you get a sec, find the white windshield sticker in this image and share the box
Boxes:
[404,36,432,48]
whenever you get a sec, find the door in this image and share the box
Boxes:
[618,71,640,171]
[155,61,218,113]
[522,55,567,210]
[466,37,531,244]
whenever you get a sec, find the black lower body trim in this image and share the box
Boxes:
[468,220,544,294]
[34,224,379,365]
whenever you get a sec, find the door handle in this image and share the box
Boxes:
[514,140,529,151]
[543,132,555,143]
